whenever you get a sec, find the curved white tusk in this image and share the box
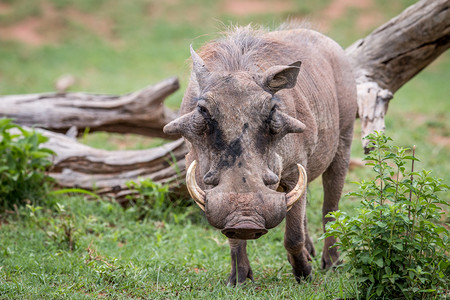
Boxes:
[186,160,206,211]
[286,163,307,212]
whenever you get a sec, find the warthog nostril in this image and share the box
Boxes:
[224,230,237,239]
[221,222,268,240]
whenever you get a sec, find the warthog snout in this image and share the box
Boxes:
[184,161,307,239]
[204,190,286,236]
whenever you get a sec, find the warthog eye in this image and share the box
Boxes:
[268,105,282,135]
[197,105,211,119]
[191,105,210,134]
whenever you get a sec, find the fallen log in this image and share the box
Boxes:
[0,77,180,140]
[346,0,450,150]
[37,128,188,201]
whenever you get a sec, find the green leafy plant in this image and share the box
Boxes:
[125,177,202,224]
[322,132,449,299]
[125,178,170,221]
[27,203,80,251]
[0,118,54,212]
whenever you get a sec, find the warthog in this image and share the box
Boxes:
[164,25,357,285]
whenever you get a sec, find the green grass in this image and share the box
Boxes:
[0,0,448,298]
[0,196,352,299]
[80,132,167,151]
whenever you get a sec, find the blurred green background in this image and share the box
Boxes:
[1,0,435,101]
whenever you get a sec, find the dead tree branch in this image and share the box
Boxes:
[0,77,180,140]
[346,0,450,149]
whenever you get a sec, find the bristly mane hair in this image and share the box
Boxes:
[197,21,315,73]
[198,25,271,73]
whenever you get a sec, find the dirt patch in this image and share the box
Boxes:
[402,113,450,149]
[316,0,382,32]
[356,9,383,30]
[223,0,294,16]
[0,17,45,46]
[430,135,450,148]
[405,113,450,149]
[147,0,201,24]
[321,0,371,20]
[66,8,117,43]
[406,112,428,125]
[429,125,450,149]
[0,1,119,47]
[0,1,11,14]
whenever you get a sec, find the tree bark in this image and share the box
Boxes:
[346,0,450,150]
[0,77,180,140]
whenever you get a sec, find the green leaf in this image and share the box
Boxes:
[419,289,436,293]
[403,156,420,161]
[375,257,384,268]
[376,285,384,296]
[50,188,101,200]
[393,243,403,251]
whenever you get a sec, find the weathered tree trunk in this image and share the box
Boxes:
[0,77,180,140]
[346,0,450,149]
[37,128,188,201]
[1,0,448,198]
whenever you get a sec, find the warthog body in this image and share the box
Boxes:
[164,25,357,284]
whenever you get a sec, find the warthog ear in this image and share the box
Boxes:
[260,61,301,94]
[190,45,210,89]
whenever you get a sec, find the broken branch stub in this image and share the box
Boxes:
[355,81,392,153]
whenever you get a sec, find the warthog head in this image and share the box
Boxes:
[164,46,307,240]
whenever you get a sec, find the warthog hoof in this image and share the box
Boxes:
[288,249,312,283]
[227,265,254,286]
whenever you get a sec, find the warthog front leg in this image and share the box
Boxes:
[284,192,314,281]
[227,239,253,286]
[321,128,353,269]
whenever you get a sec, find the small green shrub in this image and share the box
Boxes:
[323,132,449,299]
[125,177,200,223]
[0,119,54,212]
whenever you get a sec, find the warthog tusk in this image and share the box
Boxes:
[186,160,206,211]
[286,164,307,211]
